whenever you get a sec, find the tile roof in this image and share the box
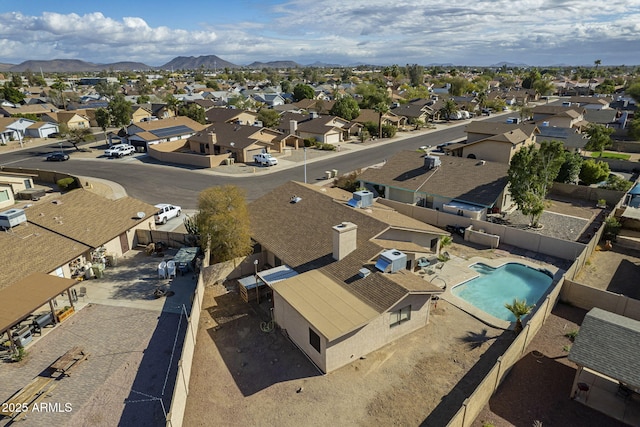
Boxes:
[359,151,509,207]
[205,108,256,124]
[569,308,640,389]
[465,121,539,138]
[26,189,156,248]
[249,181,443,312]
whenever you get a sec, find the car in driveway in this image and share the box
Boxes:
[154,204,182,224]
[104,144,135,158]
[46,152,70,161]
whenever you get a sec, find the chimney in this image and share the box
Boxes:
[332,222,357,261]
[290,120,298,135]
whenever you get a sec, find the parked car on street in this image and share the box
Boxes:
[154,204,182,224]
[253,152,278,166]
[105,144,135,158]
[46,152,69,161]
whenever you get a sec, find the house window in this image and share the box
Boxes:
[24,179,32,189]
[390,305,411,327]
[309,328,321,353]
[0,190,9,202]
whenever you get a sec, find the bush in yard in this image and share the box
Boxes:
[56,177,76,190]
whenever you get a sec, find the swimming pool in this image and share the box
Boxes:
[451,263,553,322]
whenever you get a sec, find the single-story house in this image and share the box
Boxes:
[568,96,612,110]
[25,121,59,139]
[0,188,156,290]
[41,111,91,130]
[123,116,207,150]
[531,105,588,130]
[359,150,511,218]
[444,122,539,164]
[249,181,447,373]
[0,117,37,144]
[0,103,58,118]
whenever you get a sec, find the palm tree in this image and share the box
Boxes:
[440,99,458,121]
[505,298,535,334]
[373,102,390,138]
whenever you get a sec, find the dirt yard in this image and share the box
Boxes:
[183,281,514,426]
[575,244,640,299]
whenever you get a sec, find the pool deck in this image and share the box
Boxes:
[429,256,562,330]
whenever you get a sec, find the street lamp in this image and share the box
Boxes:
[254,259,259,304]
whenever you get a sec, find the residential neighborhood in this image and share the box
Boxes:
[1,28,640,427]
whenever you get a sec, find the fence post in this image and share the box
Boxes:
[461,398,469,426]
[494,356,503,392]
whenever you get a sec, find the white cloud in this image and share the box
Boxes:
[0,2,639,66]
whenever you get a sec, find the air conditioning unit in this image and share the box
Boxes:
[347,190,374,208]
[0,208,27,229]
[375,249,407,273]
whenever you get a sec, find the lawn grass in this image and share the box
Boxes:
[592,151,631,160]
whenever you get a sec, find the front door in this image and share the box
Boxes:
[119,233,130,254]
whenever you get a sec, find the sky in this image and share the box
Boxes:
[1,0,639,67]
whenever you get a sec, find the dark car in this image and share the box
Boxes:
[47,132,62,138]
[46,152,70,161]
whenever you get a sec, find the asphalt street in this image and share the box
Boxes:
[0,123,469,209]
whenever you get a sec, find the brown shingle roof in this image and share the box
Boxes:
[359,151,509,207]
[27,189,156,248]
[0,223,90,290]
[249,181,442,312]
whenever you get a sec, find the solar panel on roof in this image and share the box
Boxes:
[151,125,193,138]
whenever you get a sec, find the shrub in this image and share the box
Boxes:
[565,329,579,341]
[334,170,361,193]
[603,217,622,242]
[303,138,316,147]
[56,177,76,190]
[314,142,336,151]
[381,124,397,138]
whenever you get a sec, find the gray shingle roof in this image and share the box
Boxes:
[359,151,509,207]
[568,308,640,389]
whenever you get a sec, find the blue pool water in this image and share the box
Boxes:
[451,263,553,322]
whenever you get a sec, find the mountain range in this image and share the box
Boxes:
[0,55,543,73]
[0,55,312,72]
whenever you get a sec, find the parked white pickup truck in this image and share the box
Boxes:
[253,152,278,166]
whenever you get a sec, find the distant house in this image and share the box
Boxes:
[252,92,286,107]
[249,181,447,373]
[0,103,58,118]
[0,117,37,144]
[42,111,90,130]
[123,116,207,150]
[25,121,59,139]
[358,150,511,218]
[391,103,434,126]
[568,96,612,110]
[131,106,154,123]
[205,108,258,126]
[444,122,539,164]
[353,109,406,131]
[277,112,352,144]
[146,122,284,167]
[532,105,588,131]
[536,126,588,152]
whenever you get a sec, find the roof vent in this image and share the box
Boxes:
[136,211,146,219]
[476,160,486,166]
[358,268,371,278]
[290,195,302,204]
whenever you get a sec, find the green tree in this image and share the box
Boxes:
[330,95,360,120]
[440,99,458,121]
[579,159,610,185]
[373,102,389,138]
[108,94,133,127]
[406,64,424,87]
[584,123,613,155]
[163,94,180,116]
[532,78,555,96]
[602,174,633,192]
[196,185,252,262]
[522,69,542,89]
[10,73,23,88]
[95,108,111,143]
[256,108,281,128]
[355,83,390,109]
[66,127,95,151]
[137,94,150,104]
[628,117,640,140]
[507,141,565,227]
[94,81,120,98]
[293,83,314,102]
[178,103,206,124]
[505,298,535,334]
[1,83,25,104]
[556,151,583,184]
[448,77,470,96]
[280,80,292,94]
[627,82,640,104]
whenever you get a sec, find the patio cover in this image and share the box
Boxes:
[0,273,77,333]
[568,308,640,389]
